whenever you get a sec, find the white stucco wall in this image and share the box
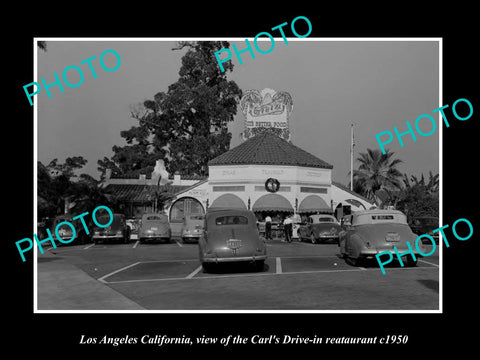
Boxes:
[208,164,332,211]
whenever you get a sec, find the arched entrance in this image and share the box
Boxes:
[169,197,205,234]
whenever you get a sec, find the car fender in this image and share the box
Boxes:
[346,234,364,258]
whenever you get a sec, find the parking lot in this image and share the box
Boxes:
[37,236,440,311]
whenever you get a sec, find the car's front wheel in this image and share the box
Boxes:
[310,233,317,244]
[253,260,265,272]
[202,262,213,273]
[406,257,417,267]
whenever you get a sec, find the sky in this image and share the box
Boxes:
[37,39,440,185]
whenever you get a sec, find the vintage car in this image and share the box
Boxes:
[198,209,267,272]
[92,213,130,244]
[339,209,425,267]
[298,214,342,244]
[52,214,91,245]
[138,213,171,243]
[181,214,205,243]
[409,216,439,244]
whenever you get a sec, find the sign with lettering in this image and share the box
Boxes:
[240,88,293,141]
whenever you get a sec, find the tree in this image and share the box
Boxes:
[98,41,242,179]
[352,148,403,202]
[38,156,113,219]
[403,170,439,195]
[38,41,47,51]
[396,171,439,219]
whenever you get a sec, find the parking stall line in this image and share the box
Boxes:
[175,240,183,247]
[132,240,140,249]
[103,267,369,284]
[97,262,141,283]
[83,243,95,250]
[418,259,439,267]
[276,257,282,274]
[186,265,203,279]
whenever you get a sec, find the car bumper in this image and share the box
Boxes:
[93,234,123,239]
[182,234,201,238]
[140,233,169,238]
[318,234,339,239]
[359,248,421,258]
[202,254,267,263]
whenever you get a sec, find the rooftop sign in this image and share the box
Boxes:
[240,88,293,141]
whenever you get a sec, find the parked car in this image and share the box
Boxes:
[198,209,267,272]
[339,209,425,267]
[53,214,91,245]
[298,214,342,244]
[92,213,130,244]
[138,213,171,243]
[409,216,439,244]
[181,214,205,243]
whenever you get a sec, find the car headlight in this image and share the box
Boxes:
[116,230,123,235]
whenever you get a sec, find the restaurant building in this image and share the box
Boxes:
[102,88,373,236]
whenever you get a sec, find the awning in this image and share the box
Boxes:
[298,195,332,213]
[209,194,246,209]
[252,194,294,212]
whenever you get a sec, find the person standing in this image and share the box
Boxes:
[283,215,293,243]
[265,215,272,240]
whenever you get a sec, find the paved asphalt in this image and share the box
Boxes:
[37,236,440,311]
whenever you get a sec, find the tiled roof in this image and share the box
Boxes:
[208,130,333,169]
[104,184,192,202]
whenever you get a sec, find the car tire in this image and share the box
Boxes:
[254,260,265,272]
[202,262,213,273]
[349,256,363,267]
[406,257,417,267]
[310,233,317,244]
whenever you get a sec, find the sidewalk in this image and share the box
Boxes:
[37,252,144,310]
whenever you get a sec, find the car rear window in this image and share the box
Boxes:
[215,216,248,225]
[146,215,167,221]
[96,215,123,226]
[371,215,394,220]
[189,215,204,220]
[318,217,335,222]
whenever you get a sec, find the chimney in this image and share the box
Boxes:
[139,174,146,181]
[105,168,112,180]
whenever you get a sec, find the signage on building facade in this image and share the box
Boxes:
[240,88,293,141]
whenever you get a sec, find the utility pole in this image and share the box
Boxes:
[350,123,355,191]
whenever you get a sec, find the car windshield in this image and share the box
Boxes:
[215,216,248,225]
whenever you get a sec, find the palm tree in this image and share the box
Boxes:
[352,148,403,202]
